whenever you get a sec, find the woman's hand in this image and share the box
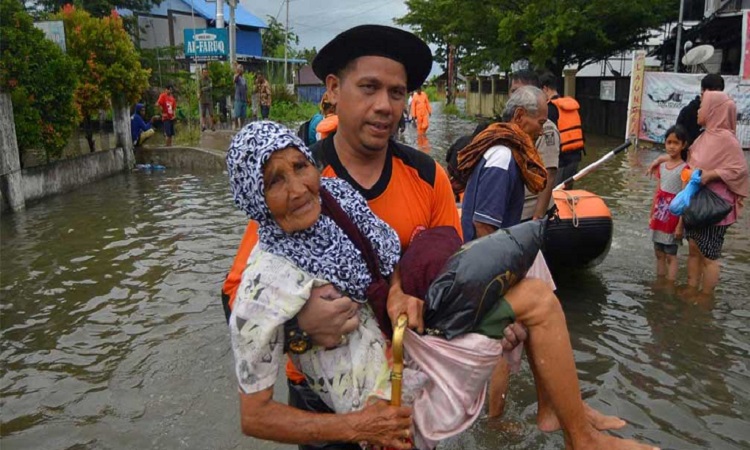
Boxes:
[298,284,360,348]
[344,400,413,449]
[700,169,719,185]
[646,155,670,177]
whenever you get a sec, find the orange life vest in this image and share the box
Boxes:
[550,97,584,152]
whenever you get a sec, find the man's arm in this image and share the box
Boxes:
[239,388,413,449]
[429,163,462,236]
[533,167,557,219]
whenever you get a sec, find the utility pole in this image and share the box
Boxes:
[284,0,289,84]
[674,0,685,73]
[216,0,224,28]
[229,0,236,65]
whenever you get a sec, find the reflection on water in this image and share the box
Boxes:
[1,101,749,449]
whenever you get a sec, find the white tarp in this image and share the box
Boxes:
[639,72,750,147]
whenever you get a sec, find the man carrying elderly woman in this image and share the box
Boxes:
[223,25,658,450]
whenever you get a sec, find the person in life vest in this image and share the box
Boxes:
[540,73,584,189]
[315,96,338,140]
[410,86,432,135]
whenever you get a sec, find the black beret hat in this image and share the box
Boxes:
[312,25,432,92]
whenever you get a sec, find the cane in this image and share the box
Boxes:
[391,313,408,407]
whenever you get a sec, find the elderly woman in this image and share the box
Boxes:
[226,121,658,450]
[686,91,749,294]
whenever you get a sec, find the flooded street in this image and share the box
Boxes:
[2,101,749,449]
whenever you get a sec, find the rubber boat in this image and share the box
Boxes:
[543,189,613,269]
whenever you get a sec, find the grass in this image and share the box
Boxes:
[269,101,319,128]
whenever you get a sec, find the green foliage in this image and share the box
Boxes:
[207,61,233,101]
[271,84,296,104]
[399,0,678,75]
[424,86,441,102]
[57,6,150,108]
[0,0,79,161]
[261,16,299,58]
[32,0,161,18]
[268,101,318,128]
[295,47,318,65]
[139,45,184,87]
[443,103,461,117]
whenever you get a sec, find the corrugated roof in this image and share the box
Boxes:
[182,0,266,28]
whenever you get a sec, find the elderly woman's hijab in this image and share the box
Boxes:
[690,91,749,199]
[226,121,400,301]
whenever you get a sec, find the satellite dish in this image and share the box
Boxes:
[682,44,715,66]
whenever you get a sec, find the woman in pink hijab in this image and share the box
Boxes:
[687,91,749,294]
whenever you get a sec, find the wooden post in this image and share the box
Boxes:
[0,93,25,212]
[563,69,577,98]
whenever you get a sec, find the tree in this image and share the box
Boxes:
[399,0,678,76]
[31,0,160,18]
[55,5,150,152]
[261,16,299,59]
[0,0,79,163]
[296,47,317,65]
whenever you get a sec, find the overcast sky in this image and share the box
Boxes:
[240,0,442,75]
[242,0,409,50]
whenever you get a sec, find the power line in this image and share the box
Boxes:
[293,0,401,32]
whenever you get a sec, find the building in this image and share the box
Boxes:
[120,0,265,60]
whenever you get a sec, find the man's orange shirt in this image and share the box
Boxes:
[220,135,461,383]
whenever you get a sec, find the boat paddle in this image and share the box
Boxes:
[553,139,632,191]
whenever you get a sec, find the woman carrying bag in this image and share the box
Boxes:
[685,91,749,295]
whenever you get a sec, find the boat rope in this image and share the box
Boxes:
[561,191,580,228]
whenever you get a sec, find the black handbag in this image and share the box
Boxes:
[683,187,732,228]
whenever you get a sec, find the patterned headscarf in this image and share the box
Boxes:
[226,121,401,301]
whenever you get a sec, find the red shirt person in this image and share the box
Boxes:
[156,84,177,146]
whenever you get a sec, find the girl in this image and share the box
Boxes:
[650,125,689,281]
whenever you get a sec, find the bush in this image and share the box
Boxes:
[0,0,79,163]
[268,101,318,127]
[424,85,443,102]
[443,103,461,117]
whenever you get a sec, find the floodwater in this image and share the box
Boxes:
[2,102,749,450]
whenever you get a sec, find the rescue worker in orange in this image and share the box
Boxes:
[315,97,338,140]
[540,73,585,189]
[410,86,432,135]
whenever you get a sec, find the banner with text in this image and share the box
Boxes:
[184,28,228,60]
[638,72,750,147]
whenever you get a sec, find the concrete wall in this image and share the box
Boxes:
[21,147,133,205]
[135,146,226,172]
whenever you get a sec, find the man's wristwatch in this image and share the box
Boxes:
[284,317,311,354]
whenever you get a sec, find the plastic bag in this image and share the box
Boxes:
[682,187,732,228]
[422,219,545,340]
[669,169,702,216]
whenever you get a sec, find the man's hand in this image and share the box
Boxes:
[297,284,359,348]
[500,322,528,352]
[387,289,424,333]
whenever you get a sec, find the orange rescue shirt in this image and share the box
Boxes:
[221,135,461,383]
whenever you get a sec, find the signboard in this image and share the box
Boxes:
[625,50,646,140]
[600,80,616,101]
[34,21,66,52]
[184,28,228,60]
[638,72,750,147]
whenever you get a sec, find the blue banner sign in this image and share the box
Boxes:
[184,28,228,59]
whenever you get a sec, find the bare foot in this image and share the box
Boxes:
[538,402,626,432]
[572,431,659,450]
